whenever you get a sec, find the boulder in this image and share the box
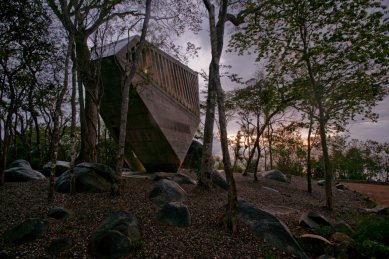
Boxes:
[48,207,71,220]
[8,159,31,169]
[210,170,229,190]
[299,211,332,230]
[299,233,333,256]
[5,159,45,182]
[42,161,70,176]
[317,255,335,259]
[152,172,196,185]
[149,179,186,206]
[317,180,325,186]
[236,199,308,259]
[262,186,280,193]
[89,211,141,258]
[170,173,197,185]
[46,237,72,255]
[335,183,346,190]
[3,218,48,244]
[4,167,46,182]
[263,205,299,216]
[155,202,191,228]
[55,163,117,193]
[262,170,288,183]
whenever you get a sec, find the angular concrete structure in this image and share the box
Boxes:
[95,37,200,172]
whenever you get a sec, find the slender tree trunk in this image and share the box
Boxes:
[215,70,238,232]
[318,113,332,210]
[0,97,16,185]
[48,44,71,201]
[114,0,152,195]
[70,44,78,194]
[268,123,273,169]
[253,144,261,181]
[203,0,238,232]
[307,115,313,193]
[244,113,261,175]
[301,23,333,210]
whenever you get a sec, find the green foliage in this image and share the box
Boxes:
[353,215,389,257]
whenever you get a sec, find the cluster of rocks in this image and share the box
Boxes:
[2,207,72,256]
[3,160,386,258]
[4,159,119,195]
[148,173,195,228]
[298,211,357,258]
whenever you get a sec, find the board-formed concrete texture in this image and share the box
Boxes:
[96,37,200,172]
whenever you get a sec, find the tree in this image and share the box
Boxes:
[228,74,293,180]
[230,0,389,210]
[0,0,52,185]
[47,0,145,162]
[114,0,152,195]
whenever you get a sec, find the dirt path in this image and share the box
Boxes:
[343,182,389,206]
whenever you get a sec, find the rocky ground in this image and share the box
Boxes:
[0,171,377,258]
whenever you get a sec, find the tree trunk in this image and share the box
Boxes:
[69,43,78,194]
[301,21,333,210]
[114,0,152,195]
[268,123,273,169]
[307,115,313,193]
[83,88,98,162]
[318,112,332,210]
[253,143,261,181]
[203,0,238,232]
[48,44,71,201]
[214,63,237,232]
[198,64,217,188]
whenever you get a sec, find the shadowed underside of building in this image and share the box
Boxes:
[96,36,200,172]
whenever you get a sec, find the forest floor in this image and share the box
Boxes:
[0,171,384,258]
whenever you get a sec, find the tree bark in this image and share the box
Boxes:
[203,0,238,232]
[300,23,333,210]
[198,63,216,188]
[306,114,313,193]
[48,44,71,202]
[114,0,152,195]
[69,43,78,194]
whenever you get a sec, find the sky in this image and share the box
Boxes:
[176,1,389,147]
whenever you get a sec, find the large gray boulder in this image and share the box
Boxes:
[42,160,70,176]
[152,172,197,185]
[5,159,45,182]
[3,218,48,244]
[299,211,332,230]
[299,234,333,256]
[210,170,229,190]
[89,211,141,258]
[236,199,308,259]
[8,159,31,169]
[262,170,288,183]
[155,202,191,228]
[55,162,117,193]
[149,179,186,206]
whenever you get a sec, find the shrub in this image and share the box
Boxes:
[353,214,389,258]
